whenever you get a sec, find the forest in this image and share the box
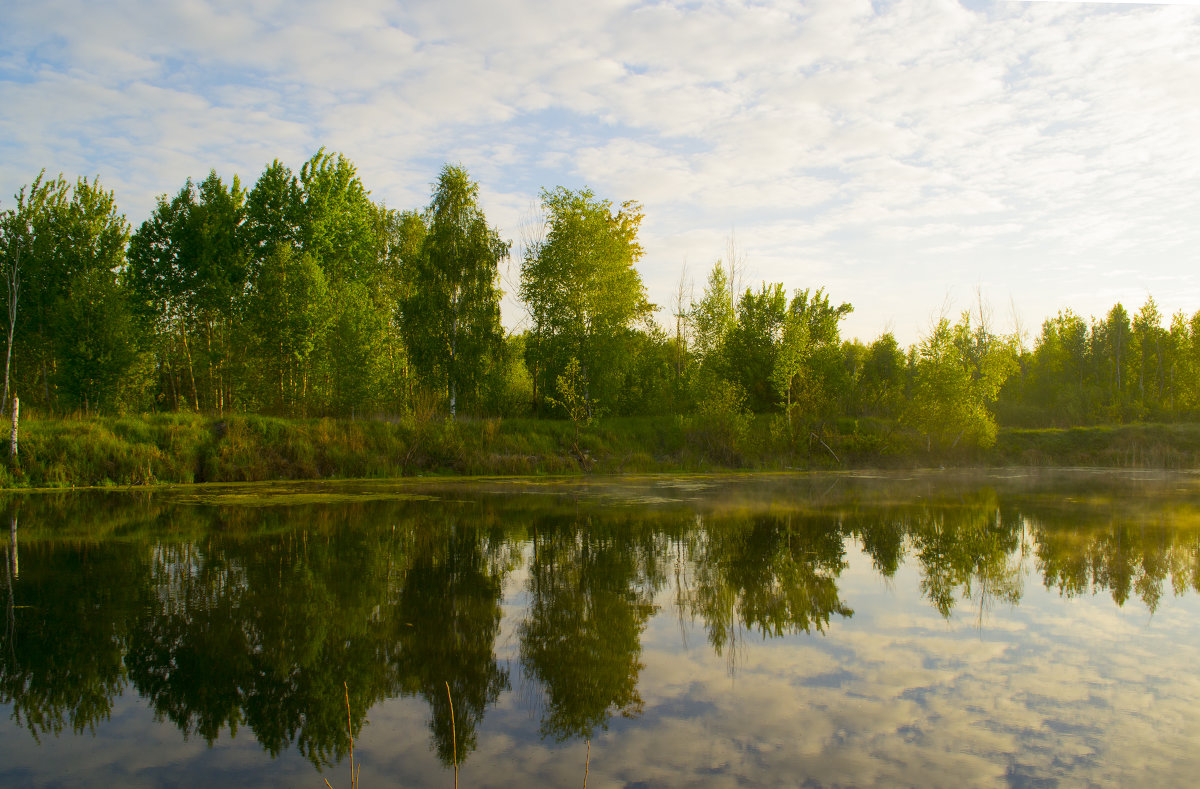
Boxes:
[1,149,1198,458]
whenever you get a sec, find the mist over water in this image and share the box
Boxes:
[3,470,1199,787]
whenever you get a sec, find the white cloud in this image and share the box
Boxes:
[2,0,1199,344]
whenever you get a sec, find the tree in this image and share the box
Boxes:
[126,171,249,412]
[2,173,138,412]
[402,165,508,418]
[903,313,1017,451]
[853,333,906,419]
[772,288,853,436]
[690,262,736,373]
[520,187,652,416]
[295,149,381,285]
[1092,303,1134,421]
[242,245,332,414]
[1131,296,1166,418]
[722,283,788,413]
[245,159,303,259]
[0,190,35,412]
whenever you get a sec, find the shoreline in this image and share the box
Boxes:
[0,413,1197,490]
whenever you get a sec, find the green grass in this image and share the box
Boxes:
[0,412,1196,489]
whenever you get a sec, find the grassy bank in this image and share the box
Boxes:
[0,412,1197,488]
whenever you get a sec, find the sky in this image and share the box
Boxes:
[2,0,1198,346]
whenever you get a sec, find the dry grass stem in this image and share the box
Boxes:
[446,681,458,789]
[324,681,359,789]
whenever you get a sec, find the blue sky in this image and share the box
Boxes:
[2,0,1198,345]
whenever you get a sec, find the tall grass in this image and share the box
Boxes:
[1,412,1196,488]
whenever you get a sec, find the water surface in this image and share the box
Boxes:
[2,470,1199,787]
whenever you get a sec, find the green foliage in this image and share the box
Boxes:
[521,187,651,416]
[903,314,1018,452]
[547,357,595,427]
[8,154,1200,453]
[851,333,907,418]
[771,288,853,443]
[687,376,751,465]
[722,283,788,413]
[690,262,735,371]
[402,165,507,418]
[126,170,248,412]
[243,246,332,414]
[3,173,140,414]
[296,148,381,284]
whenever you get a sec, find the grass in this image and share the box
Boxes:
[1,412,1197,489]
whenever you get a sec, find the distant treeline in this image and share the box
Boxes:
[1,149,1197,452]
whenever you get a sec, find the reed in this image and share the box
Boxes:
[446,681,458,789]
[324,682,360,789]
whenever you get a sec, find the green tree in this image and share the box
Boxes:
[903,313,1016,451]
[242,245,332,414]
[853,333,906,419]
[689,262,736,373]
[520,187,652,416]
[1131,296,1167,418]
[1091,303,1134,421]
[295,149,381,285]
[1011,310,1093,426]
[772,288,852,438]
[126,171,249,412]
[2,174,140,412]
[324,280,387,416]
[245,159,303,259]
[722,283,788,413]
[402,165,508,418]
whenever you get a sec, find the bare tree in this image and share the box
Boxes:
[724,230,746,312]
[672,261,692,384]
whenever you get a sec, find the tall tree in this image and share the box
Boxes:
[402,165,508,417]
[126,171,249,412]
[723,283,788,413]
[242,245,332,414]
[903,313,1016,451]
[520,187,652,415]
[2,174,138,412]
[1092,303,1134,422]
[772,288,853,435]
[690,262,736,373]
[296,149,381,285]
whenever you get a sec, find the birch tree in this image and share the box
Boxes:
[402,165,507,417]
[520,187,651,415]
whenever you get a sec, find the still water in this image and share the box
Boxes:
[2,470,1200,787]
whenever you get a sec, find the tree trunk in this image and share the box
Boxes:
[180,329,200,412]
[2,257,18,414]
[9,395,18,459]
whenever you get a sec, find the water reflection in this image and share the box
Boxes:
[0,472,1199,785]
[520,512,670,740]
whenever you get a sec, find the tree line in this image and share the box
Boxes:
[1,149,1198,449]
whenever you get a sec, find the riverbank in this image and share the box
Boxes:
[0,412,1197,488]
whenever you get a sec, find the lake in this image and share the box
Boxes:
[2,469,1200,787]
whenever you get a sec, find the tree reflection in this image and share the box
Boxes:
[389,518,512,766]
[679,512,852,657]
[6,477,1200,776]
[907,491,1025,618]
[125,516,410,764]
[519,513,667,741]
[0,539,150,737]
[1032,507,1200,613]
